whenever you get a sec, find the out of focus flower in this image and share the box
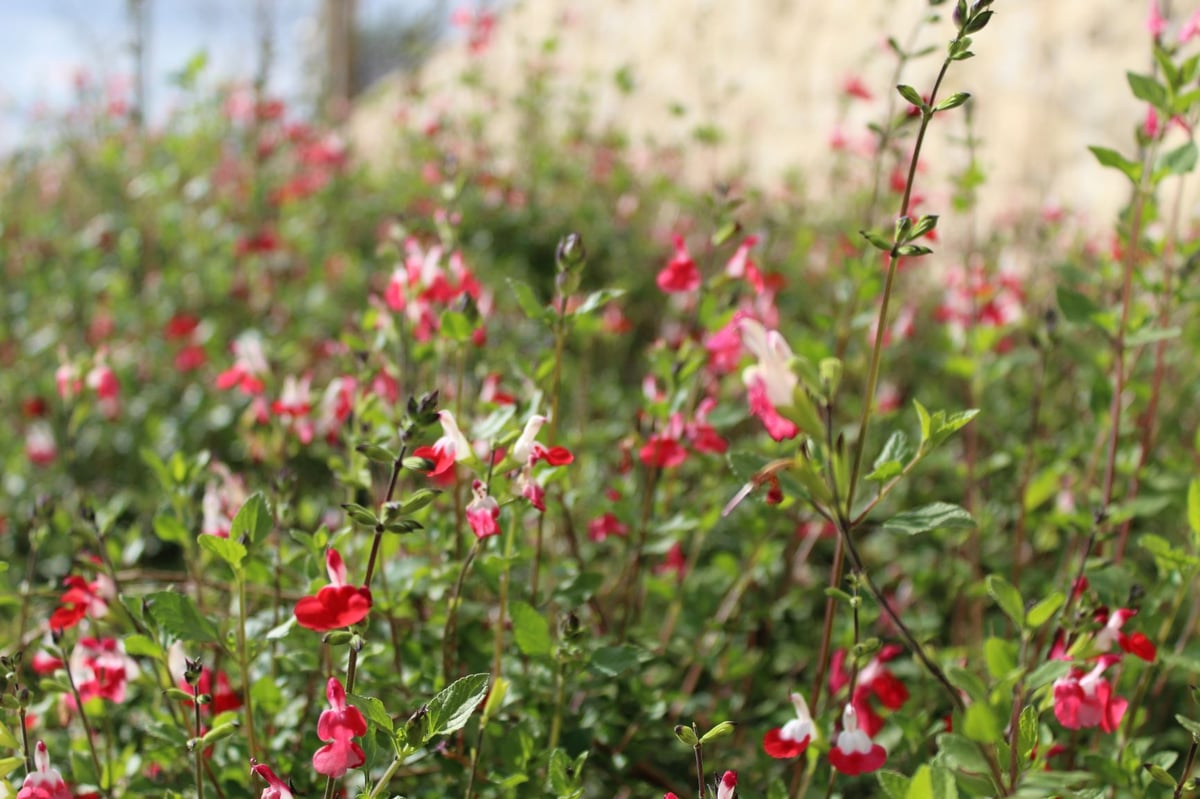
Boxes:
[17,741,70,799]
[466,480,501,539]
[656,235,700,293]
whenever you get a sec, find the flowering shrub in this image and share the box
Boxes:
[5,1,1200,797]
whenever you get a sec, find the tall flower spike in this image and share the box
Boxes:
[293,549,372,632]
[17,741,71,799]
[763,691,814,758]
[413,410,474,476]
[312,676,368,778]
[829,704,887,776]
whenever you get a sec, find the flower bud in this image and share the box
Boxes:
[674,724,699,746]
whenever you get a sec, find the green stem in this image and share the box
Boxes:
[193,678,205,799]
[61,642,111,799]
[370,756,404,799]
[443,539,483,683]
[693,737,706,799]
[236,574,259,761]
[548,659,567,751]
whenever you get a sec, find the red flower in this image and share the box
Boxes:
[294,549,372,632]
[716,771,737,799]
[1093,607,1157,662]
[49,574,111,632]
[511,415,574,467]
[588,513,628,543]
[829,704,887,776]
[639,434,687,469]
[763,692,814,759]
[312,677,367,778]
[68,637,140,706]
[413,410,473,476]
[829,645,909,737]
[17,741,70,799]
[656,235,700,293]
[1052,655,1127,733]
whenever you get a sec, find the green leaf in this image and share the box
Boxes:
[1189,479,1200,543]
[964,702,1001,743]
[1056,286,1102,326]
[571,288,625,317]
[423,673,489,742]
[153,514,189,545]
[1124,325,1181,347]
[145,591,222,644]
[123,634,163,659]
[882,503,975,535]
[440,309,474,343]
[983,637,1016,679]
[861,228,894,252]
[1026,591,1065,629]
[897,84,925,109]
[1088,145,1141,183]
[199,534,247,572]
[907,764,959,799]
[508,278,551,323]
[349,693,394,733]
[947,666,988,704]
[589,645,642,677]
[1141,533,1200,573]
[867,431,914,482]
[986,574,1025,627]
[1025,659,1071,691]
[1018,705,1039,759]
[1158,140,1198,176]
[934,92,971,113]
[913,399,932,444]
[877,770,912,799]
[230,492,272,545]
[936,733,990,774]
[548,748,587,798]
[1176,714,1200,739]
[510,601,553,658]
[1127,71,1169,108]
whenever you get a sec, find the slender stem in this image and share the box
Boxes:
[369,757,404,799]
[846,46,959,513]
[493,513,513,679]
[464,721,486,799]
[693,738,706,799]
[193,678,205,799]
[810,536,845,715]
[61,643,111,799]
[548,660,567,750]
[1006,637,1029,793]
[236,574,259,761]
[1174,738,1198,799]
[19,707,31,772]
[443,539,482,683]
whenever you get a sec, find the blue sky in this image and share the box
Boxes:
[0,0,441,149]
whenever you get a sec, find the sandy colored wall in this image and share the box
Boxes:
[349,0,1200,232]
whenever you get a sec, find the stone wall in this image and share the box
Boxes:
[349,0,1200,233]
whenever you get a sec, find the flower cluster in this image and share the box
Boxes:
[763,691,889,776]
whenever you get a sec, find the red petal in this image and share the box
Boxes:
[1118,631,1157,662]
[763,728,809,759]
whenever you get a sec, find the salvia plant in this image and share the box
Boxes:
[6,0,1200,797]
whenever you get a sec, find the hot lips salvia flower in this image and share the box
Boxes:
[294,549,372,632]
[829,704,887,776]
[17,741,70,799]
[763,691,814,758]
[312,676,368,778]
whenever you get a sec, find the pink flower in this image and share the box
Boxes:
[763,692,814,758]
[704,311,751,375]
[746,378,799,441]
[68,637,140,706]
[466,480,501,539]
[1143,105,1161,140]
[413,410,474,476]
[294,549,372,632]
[1181,8,1200,41]
[587,513,627,542]
[312,676,367,778]
[251,760,295,799]
[1053,655,1127,732]
[656,235,700,293]
[739,318,797,410]
[655,541,687,580]
[25,423,57,467]
[1148,0,1167,37]
[842,75,873,101]
[828,704,887,776]
[49,574,111,631]
[724,236,760,283]
[17,741,70,799]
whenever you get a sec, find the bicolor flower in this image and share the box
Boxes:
[294,549,372,632]
[829,704,887,776]
[511,415,573,467]
[829,645,909,737]
[656,234,700,293]
[588,512,628,543]
[17,741,70,799]
[763,692,814,758]
[312,676,367,778]
[413,410,474,476]
[1053,655,1127,733]
[466,480,501,539]
[251,760,295,799]
[68,637,140,706]
[1093,608,1156,662]
[739,318,797,412]
[216,333,270,395]
[49,573,112,632]
[716,770,737,799]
